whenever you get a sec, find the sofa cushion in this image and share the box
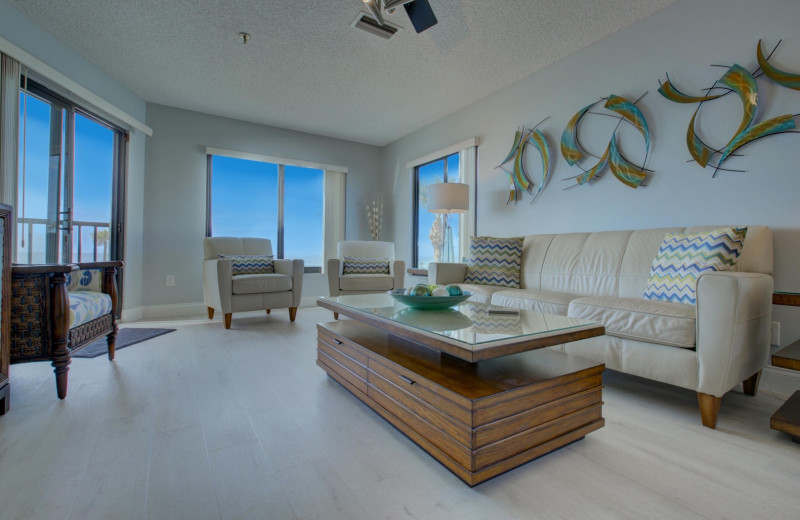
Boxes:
[491,288,580,315]
[458,283,502,304]
[232,273,291,295]
[340,274,393,291]
[222,254,275,275]
[464,236,524,288]
[69,291,112,329]
[568,296,696,349]
[342,256,390,275]
[643,227,747,305]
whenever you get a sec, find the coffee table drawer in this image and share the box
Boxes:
[369,357,472,425]
[318,326,369,367]
[317,346,367,394]
[368,369,472,446]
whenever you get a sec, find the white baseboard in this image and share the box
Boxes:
[762,365,800,400]
[120,306,143,323]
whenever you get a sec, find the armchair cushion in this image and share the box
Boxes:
[68,291,112,329]
[221,254,275,275]
[66,269,103,292]
[340,274,394,292]
[232,273,292,295]
[342,256,390,275]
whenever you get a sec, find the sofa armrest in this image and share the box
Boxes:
[275,259,304,307]
[428,262,468,285]
[327,259,342,296]
[695,271,773,397]
[392,260,406,290]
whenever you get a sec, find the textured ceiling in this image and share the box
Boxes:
[8,0,678,146]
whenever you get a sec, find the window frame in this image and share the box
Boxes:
[205,150,336,274]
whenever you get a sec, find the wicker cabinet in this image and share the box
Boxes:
[0,204,11,414]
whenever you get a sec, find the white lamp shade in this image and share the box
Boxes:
[427,183,469,214]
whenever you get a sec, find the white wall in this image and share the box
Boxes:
[0,0,147,318]
[142,104,382,316]
[382,0,800,346]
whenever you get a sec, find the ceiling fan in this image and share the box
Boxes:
[362,0,438,33]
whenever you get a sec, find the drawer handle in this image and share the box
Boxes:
[399,375,415,385]
[333,339,343,345]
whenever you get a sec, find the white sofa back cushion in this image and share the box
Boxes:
[518,226,772,300]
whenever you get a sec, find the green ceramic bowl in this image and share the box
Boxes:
[388,289,472,310]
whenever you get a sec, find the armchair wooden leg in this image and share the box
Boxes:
[333,312,339,320]
[698,393,721,429]
[742,370,761,396]
[224,313,232,329]
[289,307,298,322]
[51,272,71,400]
[0,386,9,415]
[266,309,271,314]
[107,324,118,361]
[207,307,215,319]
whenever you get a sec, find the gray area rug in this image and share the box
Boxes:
[72,328,176,358]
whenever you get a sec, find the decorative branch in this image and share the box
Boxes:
[366,193,383,240]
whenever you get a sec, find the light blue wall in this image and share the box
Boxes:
[142,104,382,309]
[0,0,147,315]
[381,0,800,347]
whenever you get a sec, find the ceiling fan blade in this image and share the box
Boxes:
[404,0,438,33]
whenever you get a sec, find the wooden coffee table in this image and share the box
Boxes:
[771,292,800,442]
[316,294,606,486]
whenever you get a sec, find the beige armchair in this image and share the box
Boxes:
[203,237,303,329]
[327,241,404,318]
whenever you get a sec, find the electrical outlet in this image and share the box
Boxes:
[770,321,780,346]
[166,274,175,287]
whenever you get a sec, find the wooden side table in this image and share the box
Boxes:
[771,292,800,442]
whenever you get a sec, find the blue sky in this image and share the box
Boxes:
[211,156,324,267]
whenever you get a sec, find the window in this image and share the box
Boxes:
[16,78,125,265]
[207,153,327,273]
[414,153,460,269]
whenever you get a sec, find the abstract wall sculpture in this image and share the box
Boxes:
[658,39,799,176]
[560,94,651,189]
[496,118,552,204]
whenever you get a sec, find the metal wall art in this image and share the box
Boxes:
[560,94,651,189]
[658,39,799,176]
[496,118,552,204]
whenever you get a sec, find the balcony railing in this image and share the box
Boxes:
[17,217,111,264]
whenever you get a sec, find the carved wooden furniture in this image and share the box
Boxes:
[0,204,11,414]
[10,261,122,399]
[770,292,800,442]
[316,294,605,485]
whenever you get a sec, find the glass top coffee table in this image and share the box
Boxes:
[315,293,606,486]
[317,293,604,362]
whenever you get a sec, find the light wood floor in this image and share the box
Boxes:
[1,307,798,520]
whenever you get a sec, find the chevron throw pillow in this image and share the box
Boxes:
[342,256,390,275]
[221,254,275,275]
[464,236,524,288]
[643,227,748,305]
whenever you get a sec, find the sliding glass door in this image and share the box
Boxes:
[17,79,125,265]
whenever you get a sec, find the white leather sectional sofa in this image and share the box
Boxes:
[429,226,774,428]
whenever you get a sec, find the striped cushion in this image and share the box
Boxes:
[221,254,274,275]
[464,236,524,288]
[643,227,748,305]
[342,256,390,275]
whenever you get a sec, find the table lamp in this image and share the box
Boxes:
[427,182,469,263]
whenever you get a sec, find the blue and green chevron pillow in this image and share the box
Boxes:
[221,254,274,275]
[464,236,524,288]
[342,256,390,275]
[643,227,747,305]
